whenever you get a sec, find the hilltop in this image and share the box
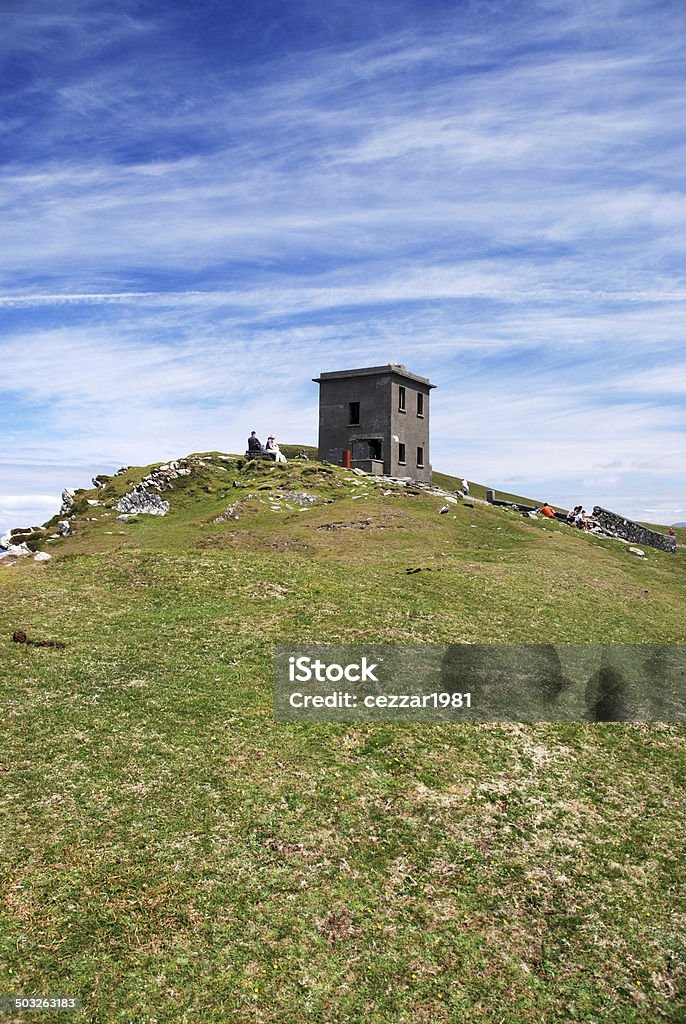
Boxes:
[3,446,684,642]
[1,449,685,1023]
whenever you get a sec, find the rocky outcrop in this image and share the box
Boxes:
[59,488,76,516]
[139,460,193,492]
[1,526,38,549]
[1,526,45,553]
[116,485,170,517]
[593,507,677,554]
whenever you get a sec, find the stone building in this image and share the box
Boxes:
[313,364,435,482]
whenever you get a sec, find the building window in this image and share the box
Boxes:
[398,442,406,464]
[398,385,406,412]
[348,401,360,425]
[417,392,424,417]
[417,446,424,468]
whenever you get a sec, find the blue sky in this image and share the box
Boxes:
[2,0,685,532]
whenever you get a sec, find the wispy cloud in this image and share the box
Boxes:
[1,0,684,529]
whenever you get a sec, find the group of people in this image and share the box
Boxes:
[247,431,287,463]
[567,504,590,530]
[536,502,591,529]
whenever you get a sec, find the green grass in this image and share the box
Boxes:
[1,452,684,1022]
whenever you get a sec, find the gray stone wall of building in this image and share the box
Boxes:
[316,372,393,471]
[593,507,677,554]
[389,377,432,482]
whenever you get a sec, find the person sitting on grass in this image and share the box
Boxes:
[575,509,589,530]
[265,435,287,463]
[538,502,555,519]
[247,431,262,455]
[567,504,582,524]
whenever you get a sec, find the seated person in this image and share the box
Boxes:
[575,509,589,529]
[567,504,582,524]
[538,503,555,518]
[265,435,287,463]
[247,431,262,455]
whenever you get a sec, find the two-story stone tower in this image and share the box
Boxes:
[313,364,435,483]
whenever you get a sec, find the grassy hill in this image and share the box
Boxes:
[1,451,684,1023]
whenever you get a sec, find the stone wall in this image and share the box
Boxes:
[593,507,677,554]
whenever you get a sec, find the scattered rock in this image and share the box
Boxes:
[214,502,241,523]
[629,547,646,557]
[278,491,319,506]
[116,485,170,517]
[57,521,71,536]
[33,552,51,561]
[438,504,450,515]
[92,474,111,488]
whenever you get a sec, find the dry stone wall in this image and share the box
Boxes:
[593,507,676,554]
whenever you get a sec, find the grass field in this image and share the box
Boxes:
[1,453,684,1022]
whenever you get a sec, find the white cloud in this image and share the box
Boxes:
[1,0,684,528]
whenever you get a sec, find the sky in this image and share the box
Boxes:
[1,0,685,533]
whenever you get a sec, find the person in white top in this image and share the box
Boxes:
[461,478,469,495]
[265,435,287,463]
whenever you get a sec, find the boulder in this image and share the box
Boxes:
[34,551,51,561]
[57,521,70,536]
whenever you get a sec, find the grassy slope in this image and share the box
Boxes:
[0,453,684,1023]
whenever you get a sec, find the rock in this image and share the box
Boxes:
[629,547,646,557]
[59,488,76,516]
[1,526,41,549]
[57,521,70,536]
[116,485,170,517]
[279,491,319,506]
[34,552,51,561]
[438,504,450,515]
[214,502,242,523]
[6,542,31,556]
[92,475,111,488]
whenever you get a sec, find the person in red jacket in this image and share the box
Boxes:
[538,503,555,518]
